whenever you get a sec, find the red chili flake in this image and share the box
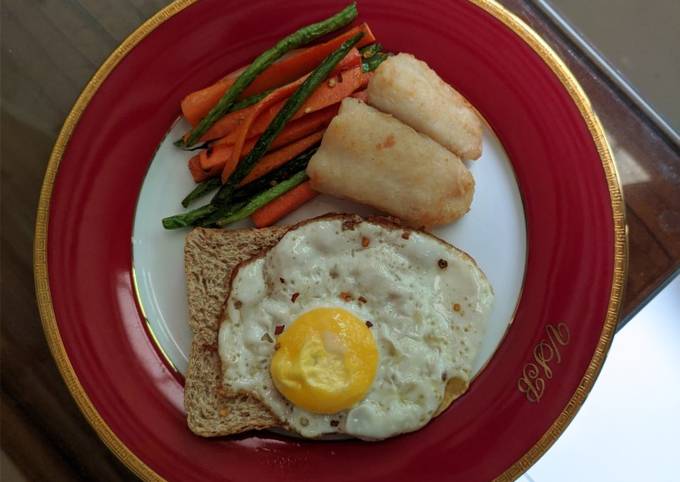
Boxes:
[401,231,411,240]
[361,236,370,247]
[330,420,339,427]
[365,320,373,328]
[291,292,300,303]
[339,292,353,302]
[342,220,356,231]
[438,259,448,269]
[453,303,461,312]
[274,325,285,335]
[358,296,367,304]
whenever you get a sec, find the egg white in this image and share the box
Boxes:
[218,217,494,440]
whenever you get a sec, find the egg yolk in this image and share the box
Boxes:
[270,307,378,414]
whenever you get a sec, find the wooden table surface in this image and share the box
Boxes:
[2,1,679,480]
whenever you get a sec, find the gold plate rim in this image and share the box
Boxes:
[33,1,627,481]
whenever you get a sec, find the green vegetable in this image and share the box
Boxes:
[181,177,221,207]
[232,145,318,203]
[161,204,217,230]
[362,51,389,72]
[215,170,308,227]
[180,144,318,208]
[211,32,363,208]
[174,90,272,148]
[359,43,382,58]
[228,89,272,111]
[198,201,247,228]
[181,2,358,148]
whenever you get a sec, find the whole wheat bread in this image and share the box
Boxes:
[183,215,471,437]
[183,226,287,436]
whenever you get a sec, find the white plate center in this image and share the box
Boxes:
[132,119,526,376]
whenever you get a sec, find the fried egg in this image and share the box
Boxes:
[218,216,494,440]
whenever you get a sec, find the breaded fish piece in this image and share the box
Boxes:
[367,53,482,161]
[306,98,474,227]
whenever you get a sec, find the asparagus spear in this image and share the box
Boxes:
[181,178,221,207]
[232,145,318,203]
[359,43,382,59]
[162,203,217,230]
[358,43,391,72]
[174,89,272,148]
[211,32,363,208]
[214,170,308,227]
[163,31,362,229]
[180,144,318,208]
[180,2,358,148]
[195,147,317,227]
[362,51,389,72]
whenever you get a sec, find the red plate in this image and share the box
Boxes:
[35,0,626,480]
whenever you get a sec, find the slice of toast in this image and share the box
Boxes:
[183,215,472,437]
[183,226,288,436]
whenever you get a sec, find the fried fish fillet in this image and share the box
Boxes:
[306,98,474,227]
[367,53,482,161]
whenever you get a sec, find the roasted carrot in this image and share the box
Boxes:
[184,47,360,133]
[220,61,361,182]
[188,154,213,182]
[180,72,238,127]
[190,50,359,144]
[180,23,375,125]
[196,149,225,177]
[200,105,338,172]
[214,103,337,148]
[221,75,313,182]
[250,181,318,228]
[238,130,324,186]
[242,23,373,97]
[232,66,366,144]
[206,65,368,144]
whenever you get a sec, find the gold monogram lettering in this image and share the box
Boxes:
[517,323,570,402]
[517,363,544,402]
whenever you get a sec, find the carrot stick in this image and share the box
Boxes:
[221,77,311,182]
[244,66,366,141]
[180,74,237,127]
[208,65,367,144]
[200,105,338,172]
[238,130,324,186]
[184,47,360,132]
[188,154,214,182]
[261,102,338,142]
[250,181,318,228]
[193,51,359,144]
[242,23,373,98]
[219,61,361,182]
[180,24,375,125]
